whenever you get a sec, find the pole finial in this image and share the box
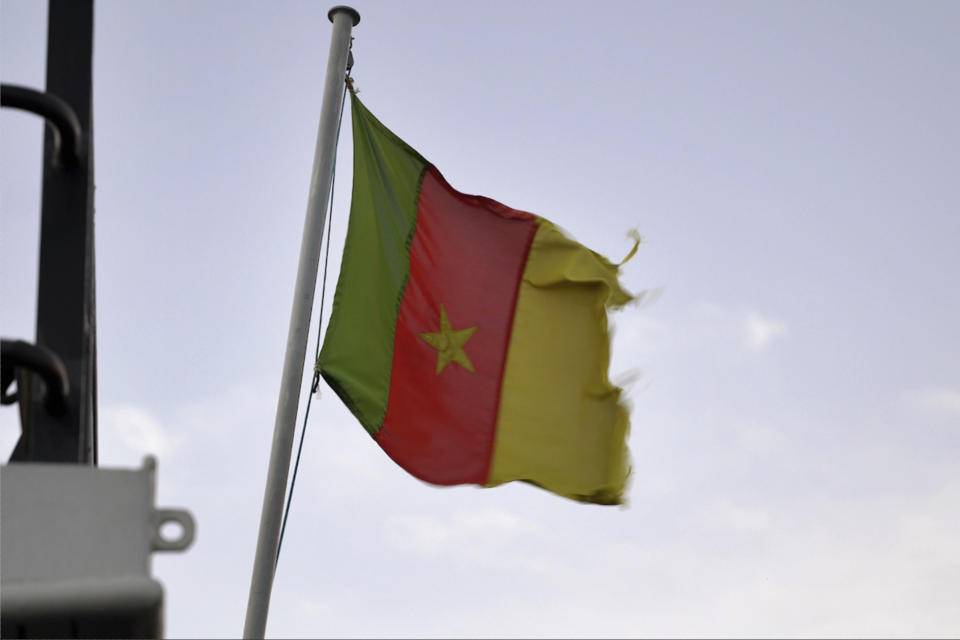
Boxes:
[328,6,360,26]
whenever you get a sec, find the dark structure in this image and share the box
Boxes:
[1,0,97,464]
[1,4,195,638]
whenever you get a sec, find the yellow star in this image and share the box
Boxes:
[419,304,478,375]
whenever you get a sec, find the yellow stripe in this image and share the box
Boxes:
[487,220,632,504]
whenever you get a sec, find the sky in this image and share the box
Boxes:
[2,0,959,637]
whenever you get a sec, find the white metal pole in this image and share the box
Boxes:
[243,6,359,639]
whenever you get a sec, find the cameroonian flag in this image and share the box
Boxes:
[318,93,634,505]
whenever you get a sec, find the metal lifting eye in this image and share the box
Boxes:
[150,509,196,552]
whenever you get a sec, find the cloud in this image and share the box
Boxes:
[385,508,535,557]
[908,387,960,417]
[100,404,181,460]
[744,312,787,350]
[421,481,960,639]
[702,499,773,534]
[655,303,788,354]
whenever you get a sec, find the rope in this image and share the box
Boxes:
[275,78,349,565]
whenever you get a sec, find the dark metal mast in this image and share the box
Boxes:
[2,0,97,464]
[2,5,196,639]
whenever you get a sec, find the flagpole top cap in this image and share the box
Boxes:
[328,6,361,26]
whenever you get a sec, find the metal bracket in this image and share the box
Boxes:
[1,456,196,638]
[150,509,196,552]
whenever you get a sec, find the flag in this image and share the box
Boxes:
[318,93,635,505]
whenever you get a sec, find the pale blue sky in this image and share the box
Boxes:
[2,1,959,637]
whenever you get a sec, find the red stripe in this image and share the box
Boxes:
[376,166,537,485]
[482,215,539,481]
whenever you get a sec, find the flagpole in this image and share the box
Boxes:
[243,6,359,639]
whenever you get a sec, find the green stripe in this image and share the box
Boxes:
[318,93,428,435]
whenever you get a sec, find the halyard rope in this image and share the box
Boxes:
[276,76,349,564]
